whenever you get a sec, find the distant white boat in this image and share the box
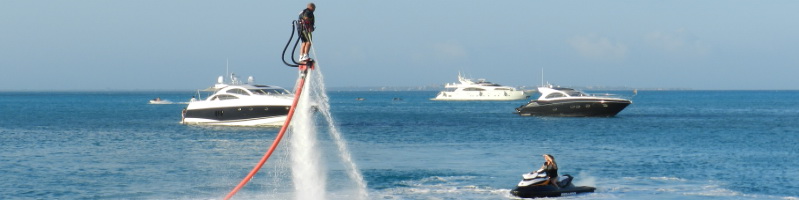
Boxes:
[149,98,173,104]
[431,73,532,101]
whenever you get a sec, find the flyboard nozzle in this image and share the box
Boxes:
[299,60,315,72]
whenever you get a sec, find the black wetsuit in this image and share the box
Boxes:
[545,167,558,178]
[298,8,315,42]
[542,163,558,185]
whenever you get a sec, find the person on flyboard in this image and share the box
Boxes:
[298,3,315,62]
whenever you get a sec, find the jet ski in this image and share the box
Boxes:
[510,170,595,198]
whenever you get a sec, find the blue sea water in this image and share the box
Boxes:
[1,90,798,199]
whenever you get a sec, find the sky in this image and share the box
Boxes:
[1,0,798,91]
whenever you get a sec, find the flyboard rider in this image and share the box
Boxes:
[298,3,315,62]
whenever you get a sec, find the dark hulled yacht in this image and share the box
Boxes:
[182,74,293,126]
[515,85,632,117]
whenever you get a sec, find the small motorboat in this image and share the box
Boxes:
[510,170,595,198]
[149,98,173,104]
[516,85,632,117]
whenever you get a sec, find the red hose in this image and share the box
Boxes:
[224,67,311,200]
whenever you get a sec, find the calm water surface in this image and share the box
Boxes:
[1,90,798,199]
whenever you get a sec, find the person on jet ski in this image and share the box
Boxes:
[538,154,559,188]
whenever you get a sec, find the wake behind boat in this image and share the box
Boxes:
[515,85,632,117]
[431,73,532,101]
[182,74,293,126]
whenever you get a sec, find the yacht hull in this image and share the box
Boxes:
[516,99,630,117]
[183,105,290,126]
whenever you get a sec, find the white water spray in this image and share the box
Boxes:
[289,72,326,200]
[287,53,368,199]
[308,67,369,200]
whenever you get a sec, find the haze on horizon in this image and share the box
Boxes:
[2,1,797,91]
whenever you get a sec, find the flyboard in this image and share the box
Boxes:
[223,20,316,200]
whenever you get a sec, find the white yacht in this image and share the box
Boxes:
[431,73,532,101]
[182,74,293,126]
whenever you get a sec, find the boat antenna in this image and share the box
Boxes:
[541,68,544,86]
[226,58,229,83]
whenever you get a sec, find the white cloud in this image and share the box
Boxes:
[645,28,710,56]
[569,34,628,61]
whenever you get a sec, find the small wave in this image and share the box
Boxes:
[375,175,511,199]
[595,176,798,199]
[648,176,687,181]
[682,184,741,196]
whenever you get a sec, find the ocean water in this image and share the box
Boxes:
[1,90,798,199]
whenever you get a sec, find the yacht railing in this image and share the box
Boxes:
[585,92,634,100]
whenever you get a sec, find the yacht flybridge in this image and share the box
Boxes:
[182,74,293,126]
[515,85,632,117]
[431,74,532,101]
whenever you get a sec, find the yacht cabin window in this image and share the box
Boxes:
[545,93,566,98]
[272,89,291,94]
[250,89,267,95]
[558,89,585,97]
[249,89,291,95]
[211,94,239,101]
[567,91,584,96]
[463,88,485,91]
[228,89,250,96]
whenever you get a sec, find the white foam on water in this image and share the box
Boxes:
[374,175,510,200]
[365,173,799,200]
[574,171,597,187]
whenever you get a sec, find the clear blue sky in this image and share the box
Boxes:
[2,0,797,91]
